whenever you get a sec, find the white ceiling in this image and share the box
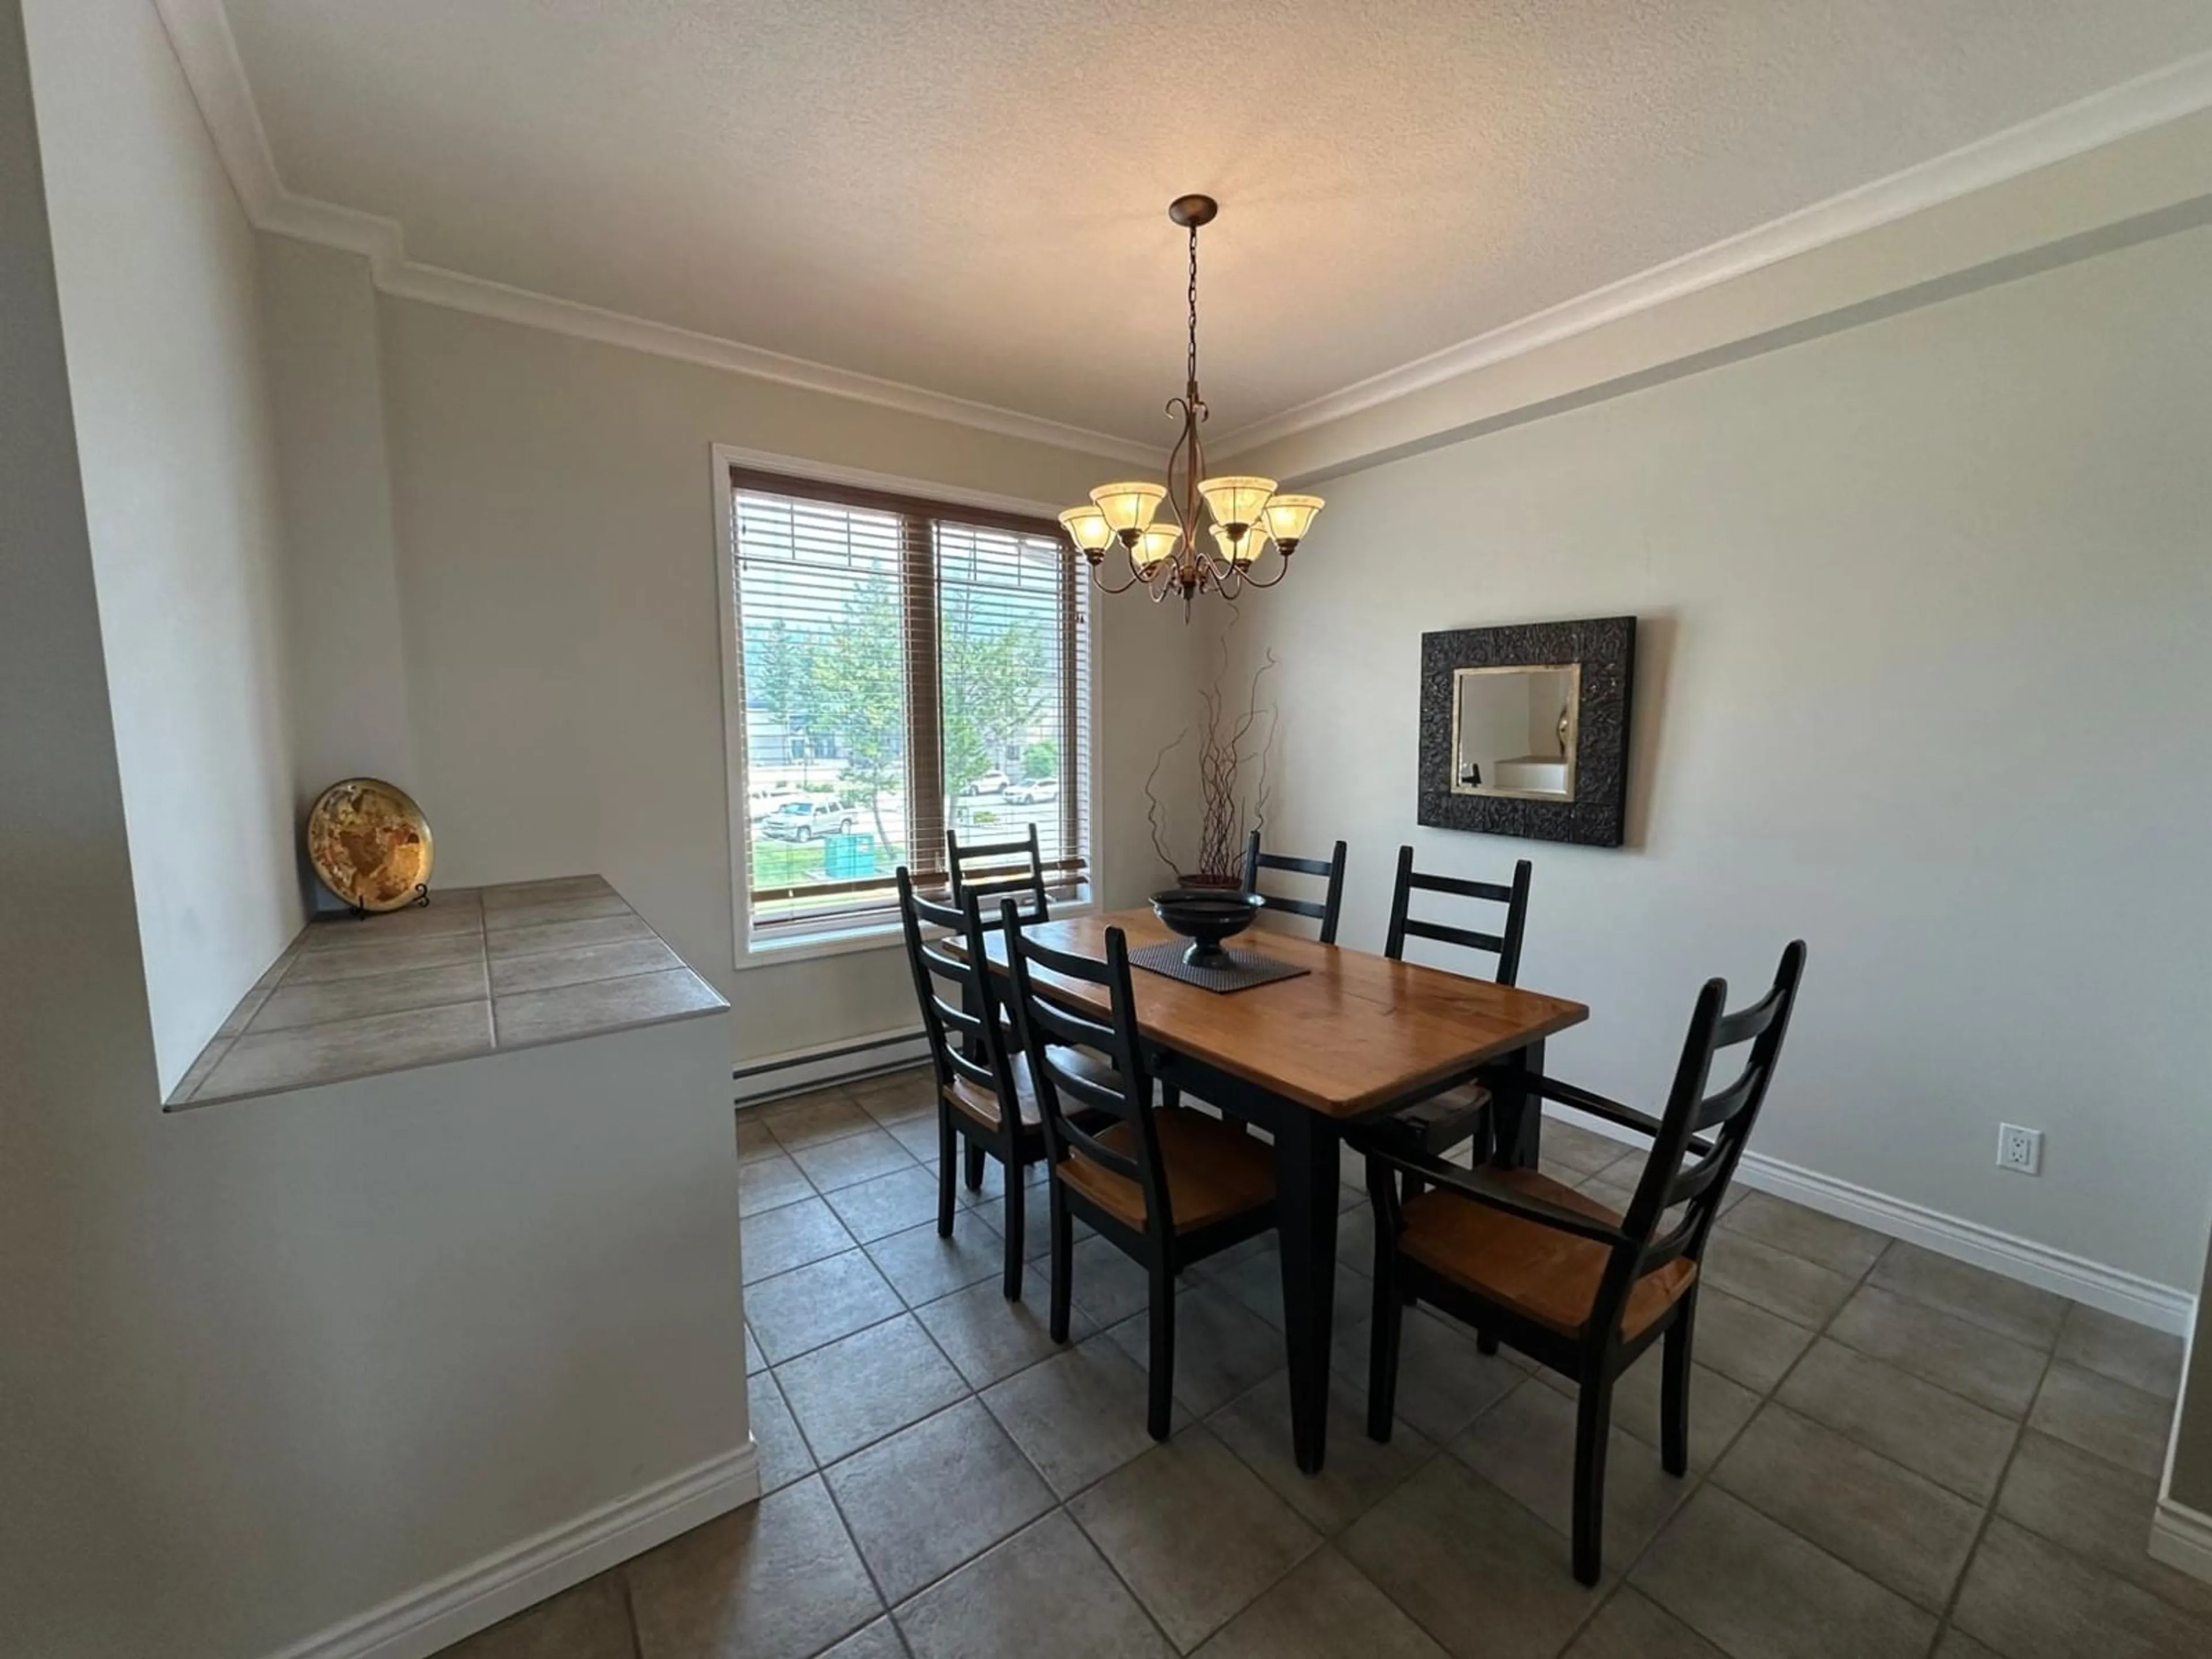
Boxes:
[219,1,2212,448]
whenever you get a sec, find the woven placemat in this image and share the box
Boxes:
[1129,941,1312,994]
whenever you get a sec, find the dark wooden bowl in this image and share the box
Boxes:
[1149,888,1265,967]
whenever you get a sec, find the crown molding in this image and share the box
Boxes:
[155,0,2212,472]
[1212,47,2212,459]
[150,0,1153,466]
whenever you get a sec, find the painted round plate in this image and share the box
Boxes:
[305,778,434,911]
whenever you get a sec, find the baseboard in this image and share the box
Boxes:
[262,1443,760,1659]
[733,1025,928,1105]
[2149,1497,2212,1585]
[1548,1105,2196,1335]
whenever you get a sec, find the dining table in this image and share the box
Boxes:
[980,906,1588,1474]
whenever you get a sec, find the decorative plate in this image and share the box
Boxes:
[305,778,434,911]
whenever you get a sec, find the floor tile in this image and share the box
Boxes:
[894,1512,1172,1659]
[774,1315,968,1464]
[1720,1192,1889,1278]
[737,1151,815,1216]
[1777,1339,2018,1502]
[1713,1403,1982,1611]
[1069,1425,1321,1650]
[1191,1544,1446,1658]
[1107,1284,1286,1418]
[1541,1118,1636,1177]
[1333,1308,1521,1442]
[1454,1376,1692,1563]
[974,1188,1092,1259]
[744,1323,766,1376]
[1933,1634,2004,1659]
[823,1165,946,1244]
[1631,1487,1937,1659]
[746,1250,905,1364]
[1534,1358,1759,1474]
[1562,1589,1726,1658]
[737,1113,779,1164]
[1997,1430,2212,1619]
[794,1127,918,1193]
[1207,1370,1437,1536]
[1062,1232,1169,1327]
[819,1618,908,1659]
[914,1274,1097,1389]
[1342,1456,1610,1659]
[628,1475,881,1659]
[1952,1517,2209,1659]
[439,1570,633,1659]
[2025,1361,2171,1479]
[1826,1285,2047,1417]
[1699,1231,1858,1327]
[1691,1287,1817,1395]
[865,1215,1007,1305]
[1866,1243,2067,1350]
[2054,1304,2184,1403]
[851,1067,937,1123]
[764,1089,876,1152]
[748,1370,815,1496]
[1206,1240,1373,1334]
[741,1197,855,1285]
[824,1399,1054,1604]
[980,1336,1160,1498]
[1335,1203,1380,1272]
[884,1111,947,1165]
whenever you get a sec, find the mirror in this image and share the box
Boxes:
[1451,664,1581,800]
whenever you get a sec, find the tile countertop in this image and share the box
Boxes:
[166,876,729,1109]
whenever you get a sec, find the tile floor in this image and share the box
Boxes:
[437,1067,2203,1659]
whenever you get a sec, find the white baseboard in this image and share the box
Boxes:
[733,1025,928,1105]
[262,1443,760,1659]
[2149,1496,2212,1585]
[1548,1106,2196,1335]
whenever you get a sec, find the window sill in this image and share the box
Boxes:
[733,895,1097,972]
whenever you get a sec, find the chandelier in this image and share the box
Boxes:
[1058,195,1323,616]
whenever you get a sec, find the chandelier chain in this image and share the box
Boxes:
[1186,222,1199,387]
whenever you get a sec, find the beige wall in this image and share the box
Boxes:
[23,0,303,1096]
[1226,217,2212,1293]
[359,279,1200,1067]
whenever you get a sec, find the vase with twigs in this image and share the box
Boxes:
[1144,644,1279,890]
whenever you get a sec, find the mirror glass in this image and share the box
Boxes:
[1451,664,1581,800]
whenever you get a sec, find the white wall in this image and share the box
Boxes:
[358,279,1200,1067]
[1229,218,2212,1292]
[23,0,302,1094]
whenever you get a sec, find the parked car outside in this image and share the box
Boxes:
[961,770,1012,797]
[1004,777,1059,805]
[747,785,806,822]
[760,797,858,841]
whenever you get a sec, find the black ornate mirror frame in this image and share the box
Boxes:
[1418,615,1636,847]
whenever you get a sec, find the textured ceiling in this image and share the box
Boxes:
[222,0,2212,445]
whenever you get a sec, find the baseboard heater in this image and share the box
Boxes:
[732,1027,929,1107]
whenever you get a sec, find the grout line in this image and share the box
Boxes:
[1926,1335,2053,1653]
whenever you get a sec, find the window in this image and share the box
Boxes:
[721,464,1092,952]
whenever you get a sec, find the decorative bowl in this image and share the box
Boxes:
[1149,888,1265,967]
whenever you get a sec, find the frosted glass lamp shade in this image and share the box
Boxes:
[1090,482,1168,536]
[1197,475,1277,534]
[1259,493,1324,547]
[1211,524,1267,565]
[1132,522,1183,577]
[1059,507,1116,555]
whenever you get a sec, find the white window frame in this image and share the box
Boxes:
[711,444,1102,969]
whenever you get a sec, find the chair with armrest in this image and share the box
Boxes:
[1361,940,1807,1585]
[1000,900,1280,1441]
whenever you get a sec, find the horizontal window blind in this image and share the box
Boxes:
[729,469,1089,942]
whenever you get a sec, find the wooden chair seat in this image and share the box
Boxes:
[1398,1169,1696,1340]
[944,1049,1113,1133]
[1057,1107,1277,1233]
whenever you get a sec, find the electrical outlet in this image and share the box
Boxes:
[1997,1123,2043,1176]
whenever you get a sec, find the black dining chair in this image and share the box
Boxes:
[1242,829,1349,945]
[1362,940,1808,1584]
[893,867,1071,1301]
[949,821,1050,924]
[1362,845,1535,1171]
[1000,900,1280,1440]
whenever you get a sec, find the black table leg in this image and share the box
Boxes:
[1491,1037,1546,1169]
[1274,1109,1342,1473]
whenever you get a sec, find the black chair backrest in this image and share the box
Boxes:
[895,867,1018,1129]
[1242,830,1348,946]
[1598,941,1809,1331]
[949,821,1048,927]
[998,902,1175,1241]
[1383,844,1532,986]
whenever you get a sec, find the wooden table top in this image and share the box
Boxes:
[985,908,1589,1119]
